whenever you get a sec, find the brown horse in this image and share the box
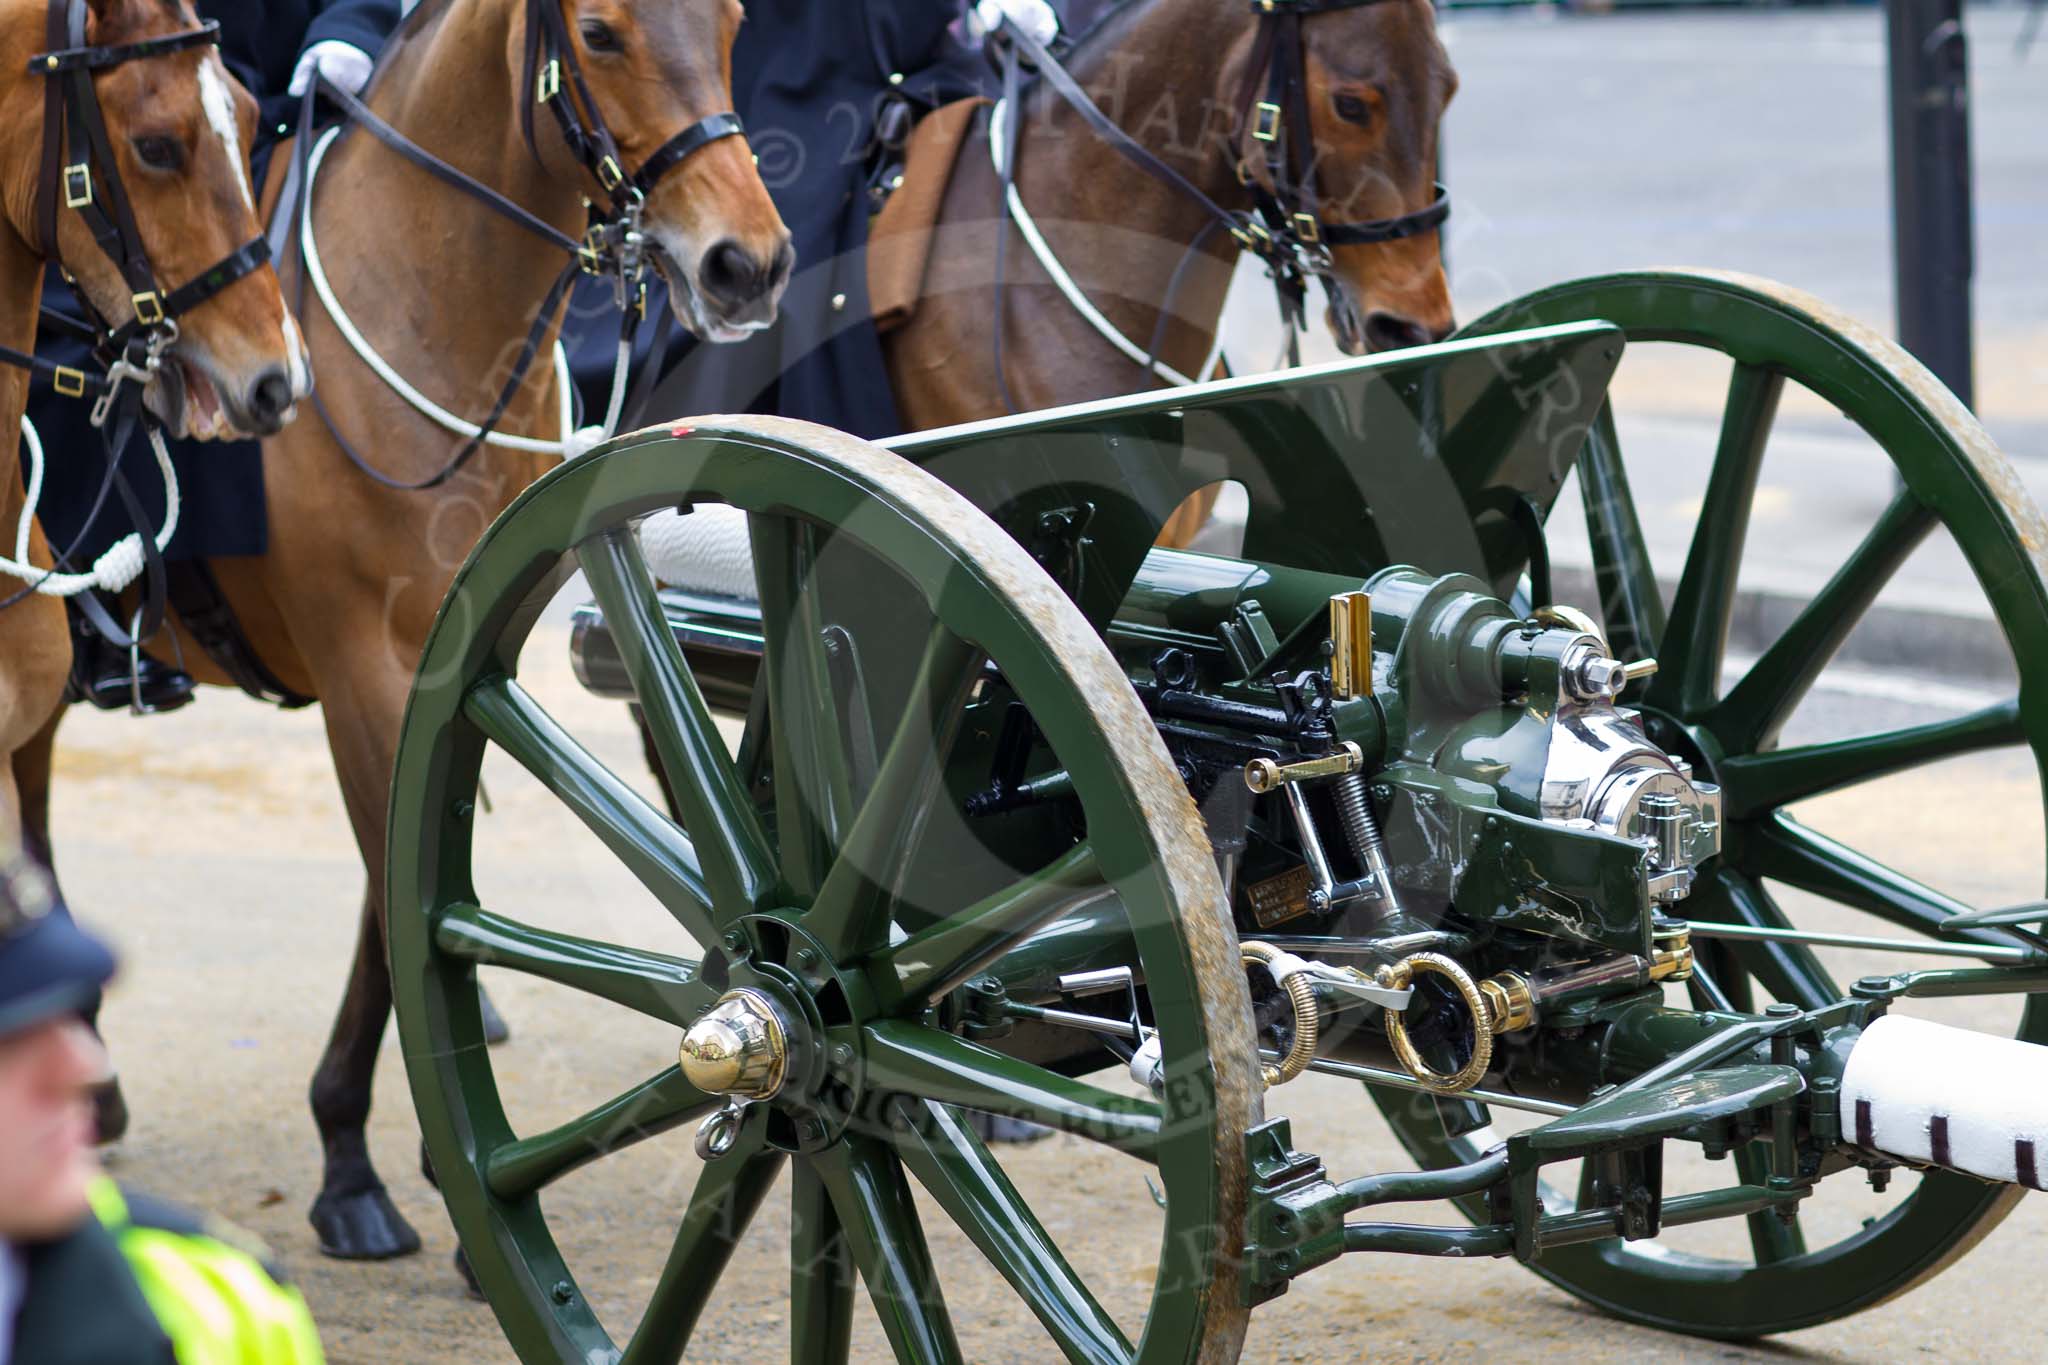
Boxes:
[1,0,304,853]
[884,0,1456,430]
[16,0,789,1261]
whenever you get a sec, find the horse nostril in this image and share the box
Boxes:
[248,368,294,428]
[1363,312,1437,353]
[698,239,768,309]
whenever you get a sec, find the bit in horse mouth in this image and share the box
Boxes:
[151,353,242,442]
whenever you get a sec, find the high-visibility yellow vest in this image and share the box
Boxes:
[86,1178,325,1364]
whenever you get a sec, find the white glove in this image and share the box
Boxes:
[287,39,374,98]
[973,0,1060,48]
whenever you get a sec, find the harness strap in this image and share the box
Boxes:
[164,560,315,708]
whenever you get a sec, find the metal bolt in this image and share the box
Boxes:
[723,930,745,952]
[451,799,473,818]
[829,1043,855,1069]
[551,1281,575,1305]
[800,1118,826,1144]
[796,947,820,970]
[1765,1003,1800,1019]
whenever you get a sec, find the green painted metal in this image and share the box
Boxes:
[1372,270,2048,1339]
[386,421,1263,1362]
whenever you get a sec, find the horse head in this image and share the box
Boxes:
[5,0,309,438]
[1231,0,1457,354]
[533,0,792,341]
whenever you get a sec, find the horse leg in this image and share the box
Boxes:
[305,668,422,1260]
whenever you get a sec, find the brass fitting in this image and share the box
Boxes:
[1382,952,1494,1094]
[1242,941,1320,1087]
[1244,742,1363,794]
[1479,972,1537,1034]
[1650,923,1694,983]
[1329,591,1372,700]
[679,989,788,1099]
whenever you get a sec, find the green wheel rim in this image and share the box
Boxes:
[1373,272,2048,1338]
[388,417,1260,1363]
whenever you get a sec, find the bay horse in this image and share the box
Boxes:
[17,0,789,1262]
[882,0,1456,429]
[1,0,304,857]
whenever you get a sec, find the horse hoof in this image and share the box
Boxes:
[309,1185,423,1260]
[453,1246,486,1302]
[965,1111,1052,1145]
[91,1076,129,1146]
[478,984,511,1047]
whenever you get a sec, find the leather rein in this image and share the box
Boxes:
[1,0,272,633]
[289,0,745,490]
[989,0,1451,393]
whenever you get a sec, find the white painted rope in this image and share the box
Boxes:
[989,99,1228,391]
[301,127,598,458]
[3,416,180,596]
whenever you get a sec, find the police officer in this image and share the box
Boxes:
[29,0,404,711]
[0,852,325,1364]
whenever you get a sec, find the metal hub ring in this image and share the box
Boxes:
[1382,951,1494,1093]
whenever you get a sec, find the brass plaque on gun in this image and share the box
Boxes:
[1246,865,1314,928]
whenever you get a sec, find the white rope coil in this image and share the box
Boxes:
[989,99,1227,391]
[3,416,180,596]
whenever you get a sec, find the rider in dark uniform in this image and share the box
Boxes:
[566,0,990,442]
[22,0,402,708]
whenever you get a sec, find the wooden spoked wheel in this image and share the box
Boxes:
[387,417,1260,1363]
[1371,272,2048,1337]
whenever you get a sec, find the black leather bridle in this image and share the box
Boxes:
[990,0,1451,390]
[5,0,271,438]
[291,0,747,490]
[0,0,273,632]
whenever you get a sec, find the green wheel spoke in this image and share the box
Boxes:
[863,1021,1161,1162]
[619,1134,785,1365]
[1577,402,1667,663]
[1645,363,1783,718]
[752,516,857,899]
[486,1067,712,1201]
[890,1099,1133,1364]
[813,1136,964,1365]
[1734,1141,1807,1265]
[466,676,714,940]
[1686,869,1839,1011]
[1710,491,1936,751]
[804,624,983,962]
[1719,698,2022,819]
[867,843,1106,1013]
[432,903,710,1025]
[1744,813,1977,945]
[581,526,777,916]
[791,1161,856,1365]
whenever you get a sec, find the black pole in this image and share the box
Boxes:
[1885,0,1976,409]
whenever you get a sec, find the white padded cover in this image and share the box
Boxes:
[638,504,760,602]
[1840,1012,2048,1188]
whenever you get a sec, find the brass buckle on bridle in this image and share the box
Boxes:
[131,291,165,326]
[597,155,625,192]
[62,163,92,207]
[1251,101,1282,144]
[52,365,87,399]
[536,58,561,104]
[1292,211,1321,245]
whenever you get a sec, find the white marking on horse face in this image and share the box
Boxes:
[197,55,254,213]
[281,306,312,399]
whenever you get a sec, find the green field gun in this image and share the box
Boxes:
[388,272,2048,1361]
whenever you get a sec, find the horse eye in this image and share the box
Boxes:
[579,19,621,53]
[1332,93,1373,128]
[130,135,183,171]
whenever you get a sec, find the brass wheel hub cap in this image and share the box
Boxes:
[679,988,789,1099]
